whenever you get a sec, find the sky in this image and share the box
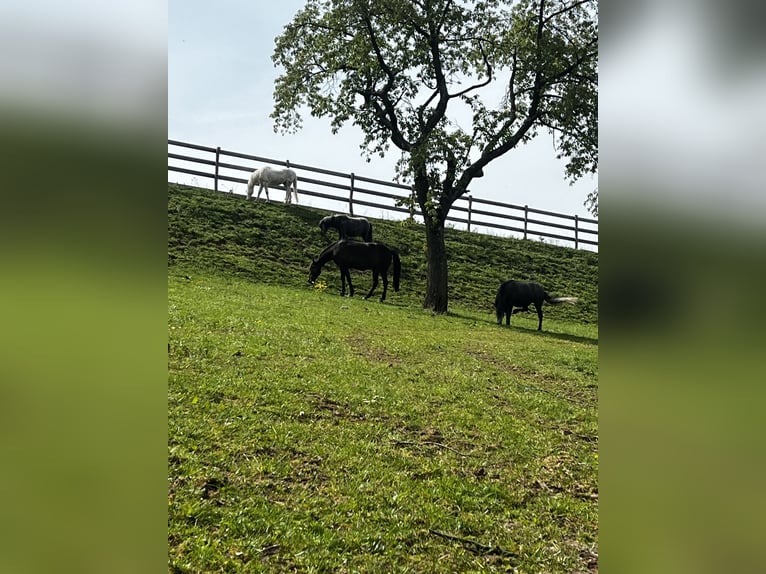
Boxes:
[168,0,598,241]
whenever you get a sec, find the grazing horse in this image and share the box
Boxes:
[318,214,373,242]
[494,280,578,331]
[247,166,299,204]
[308,240,400,302]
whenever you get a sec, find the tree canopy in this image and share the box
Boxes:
[272,0,597,312]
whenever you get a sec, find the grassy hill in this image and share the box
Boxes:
[168,184,597,323]
[168,184,598,573]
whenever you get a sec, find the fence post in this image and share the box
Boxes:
[214,146,220,192]
[467,194,472,232]
[574,215,579,249]
[349,172,355,215]
[524,205,528,240]
[284,159,291,204]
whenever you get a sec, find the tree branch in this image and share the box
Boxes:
[358,8,412,151]
[542,41,597,86]
[507,48,518,117]
[450,42,493,99]
[443,150,458,192]
[417,88,441,130]
[543,0,595,26]
[420,2,451,138]
[538,116,595,147]
[359,88,412,152]
[360,9,396,89]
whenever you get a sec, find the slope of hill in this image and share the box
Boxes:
[168,184,598,323]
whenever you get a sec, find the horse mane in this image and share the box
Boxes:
[315,240,340,263]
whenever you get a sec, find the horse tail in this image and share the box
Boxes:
[366,222,373,242]
[545,294,578,305]
[292,174,299,203]
[392,251,401,292]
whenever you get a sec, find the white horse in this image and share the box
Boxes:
[246,166,299,204]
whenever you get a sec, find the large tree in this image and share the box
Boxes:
[272,0,597,313]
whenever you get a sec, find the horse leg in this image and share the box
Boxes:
[339,267,346,296]
[534,302,544,331]
[346,269,354,297]
[379,271,388,302]
[364,271,379,299]
[258,184,269,202]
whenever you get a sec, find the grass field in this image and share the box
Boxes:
[168,185,598,572]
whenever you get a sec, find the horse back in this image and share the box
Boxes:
[260,166,296,184]
[333,240,391,270]
[496,280,545,308]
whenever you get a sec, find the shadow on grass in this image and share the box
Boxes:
[508,324,598,345]
[447,309,599,346]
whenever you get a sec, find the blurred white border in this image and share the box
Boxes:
[601,0,766,225]
[0,1,166,131]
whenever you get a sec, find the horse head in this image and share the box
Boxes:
[308,259,321,284]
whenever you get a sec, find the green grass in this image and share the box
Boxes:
[168,185,598,572]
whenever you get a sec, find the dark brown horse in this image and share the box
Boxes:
[318,214,373,242]
[494,280,577,331]
[309,240,400,301]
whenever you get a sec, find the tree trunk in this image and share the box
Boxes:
[423,214,448,313]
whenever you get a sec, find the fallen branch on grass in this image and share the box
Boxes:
[428,529,515,557]
[256,544,280,556]
[392,440,478,457]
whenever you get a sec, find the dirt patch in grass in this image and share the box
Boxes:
[345,334,402,364]
[283,452,326,485]
[565,540,599,573]
[305,392,369,422]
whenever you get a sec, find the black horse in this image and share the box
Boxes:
[495,280,578,331]
[309,240,400,301]
[318,214,373,242]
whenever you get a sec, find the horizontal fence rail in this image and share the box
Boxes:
[168,139,598,250]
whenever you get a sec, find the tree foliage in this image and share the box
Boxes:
[585,186,598,217]
[272,0,597,311]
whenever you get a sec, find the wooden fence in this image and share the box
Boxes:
[168,139,598,250]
